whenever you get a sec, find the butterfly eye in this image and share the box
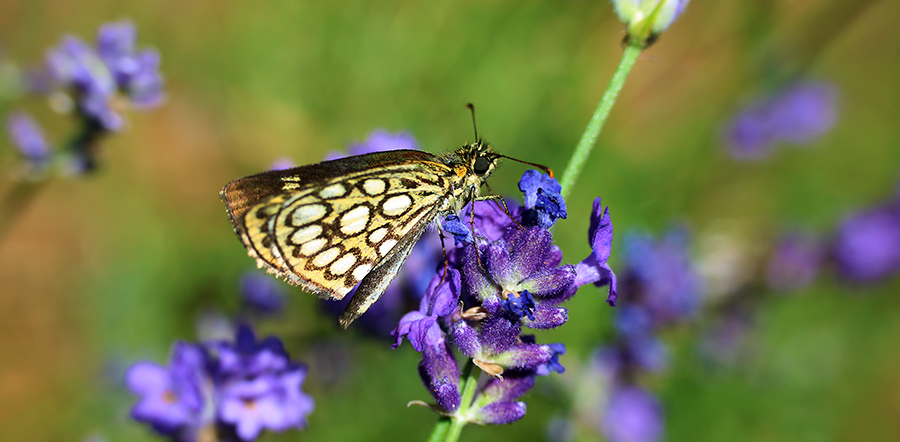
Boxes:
[473,156,491,175]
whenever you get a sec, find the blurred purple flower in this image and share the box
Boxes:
[619,228,702,327]
[269,156,296,171]
[208,326,314,440]
[766,231,824,291]
[96,21,165,108]
[125,342,210,440]
[240,271,287,316]
[46,35,121,130]
[833,203,900,283]
[727,81,838,161]
[126,325,313,441]
[5,111,50,166]
[601,386,664,442]
[45,21,164,132]
[698,302,756,368]
[325,129,419,160]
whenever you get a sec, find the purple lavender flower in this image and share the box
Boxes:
[392,170,617,425]
[617,228,702,329]
[467,374,534,424]
[833,203,900,283]
[45,21,164,132]
[125,342,210,440]
[519,169,567,229]
[240,271,286,315]
[46,35,121,130]
[5,111,50,166]
[96,21,165,108]
[460,226,576,327]
[207,326,314,440]
[126,325,313,441]
[727,81,838,161]
[766,230,824,291]
[601,386,664,442]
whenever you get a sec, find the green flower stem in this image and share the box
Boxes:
[426,418,450,442]
[559,43,643,200]
[442,358,479,442]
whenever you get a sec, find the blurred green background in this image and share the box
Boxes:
[2,0,900,441]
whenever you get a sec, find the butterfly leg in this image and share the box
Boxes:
[437,224,450,285]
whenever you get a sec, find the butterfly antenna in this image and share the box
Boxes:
[495,154,555,178]
[465,103,479,141]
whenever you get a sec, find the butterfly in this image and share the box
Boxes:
[221,141,511,327]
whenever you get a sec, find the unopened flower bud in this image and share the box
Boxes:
[613,0,689,46]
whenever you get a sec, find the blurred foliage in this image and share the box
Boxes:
[1,0,900,441]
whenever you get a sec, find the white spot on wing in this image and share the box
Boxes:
[368,227,388,245]
[340,205,370,236]
[300,238,327,256]
[362,179,386,195]
[330,253,357,276]
[291,225,322,244]
[313,246,341,268]
[382,195,412,216]
[319,183,346,198]
[292,204,327,225]
[353,263,373,281]
[379,239,398,256]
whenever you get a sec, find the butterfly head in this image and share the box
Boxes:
[458,140,501,182]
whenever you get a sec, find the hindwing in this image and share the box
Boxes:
[220,150,452,302]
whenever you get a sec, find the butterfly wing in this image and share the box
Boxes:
[220,150,452,324]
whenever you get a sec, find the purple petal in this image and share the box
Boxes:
[588,198,613,262]
[476,402,527,425]
[423,268,461,317]
[418,340,461,411]
[5,112,50,162]
[480,316,521,355]
[575,254,619,306]
[451,320,481,357]
[125,362,169,395]
[391,311,428,350]
[523,304,568,329]
[516,265,576,298]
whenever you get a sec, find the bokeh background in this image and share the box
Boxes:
[2,0,900,441]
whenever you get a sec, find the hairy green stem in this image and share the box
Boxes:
[442,358,479,442]
[426,418,451,442]
[559,43,643,199]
